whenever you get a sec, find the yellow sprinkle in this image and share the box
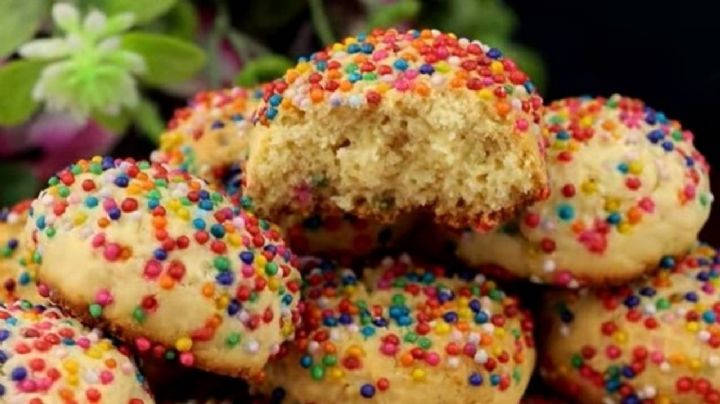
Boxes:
[98,340,112,351]
[657,397,671,404]
[227,234,242,247]
[72,212,87,226]
[604,198,620,212]
[492,346,503,356]
[175,337,193,352]
[330,368,344,379]
[434,322,450,335]
[268,278,280,292]
[296,62,311,73]
[177,208,190,220]
[613,331,628,344]
[376,83,391,94]
[494,327,505,338]
[617,222,631,234]
[490,61,504,74]
[686,322,700,332]
[458,308,472,320]
[216,294,230,310]
[68,374,79,386]
[580,116,594,128]
[255,255,267,266]
[63,360,79,373]
[86,347,102,359]
[411,368,426,381]
[478,88,493,100]
[581,180,597,194]
[628,161,643,175]
[689,358,702,371]
[435,62,450,73]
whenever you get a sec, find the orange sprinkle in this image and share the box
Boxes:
[202,283,215,297]
[310,88,324,103]
[159,275,174,289]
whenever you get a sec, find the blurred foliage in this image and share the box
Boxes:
[0,0,545,206]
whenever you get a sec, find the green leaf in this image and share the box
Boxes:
[366,0,420,30]
[93,110,131,134]
[0,163,40,206]
[119,32,206,87]
[420,0,516,40]
[99,0,177,25]
[158,0,197,40]
[235,55,293,87]
[0,0,48,58]
[132,99,165,144]
[0,60,46,126]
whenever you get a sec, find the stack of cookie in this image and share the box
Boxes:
[0,28,715,404]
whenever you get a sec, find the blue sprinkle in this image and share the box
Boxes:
[210,224,225,238]
[266,107,278,119]
[617,162,629,173]
[299,355,312,368]
[475,312,489,324]
[323,316,338,327]
[487,48,502,59]
[227,300,240,316]
[490,374,501,386]
[646,130,664,143]
[469,299,482,313]
[685,292,699,302]
[360,384,375,398]
[661,141,674,151]
[468,372,483,386]
[216,272,234,286]
[199,200,214,211]
[606,212,622,225]
[11,367,26,381]
[443,312,458,323]
[393,59,409,71]
[623,295,640,308]
[419,64,434,75]
[240,251,254,264]
[114,176,129,188]
[557,204,575,221]
[193,218,206,230]
[107,207,121,220]
[153,249,168,261]
[556,131,571,140]
[0,330,9,342]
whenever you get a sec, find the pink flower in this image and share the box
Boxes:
[0,112,115,179]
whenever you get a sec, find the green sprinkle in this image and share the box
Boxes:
[571,354,583,368]
[322,355,337,367]
[404,332,418,343]
[310,365,325,380]
[88,304,103,318]
[214,256,230,271]
[417,336,432,350]
[226,332,241,347]
[132,307,146,323]
[391,294,405,305]
[265,262,278,276]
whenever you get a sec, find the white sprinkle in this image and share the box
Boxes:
[560,325,570,337]
[246,340,259,353]
[308,341,319,354]
[348,94,364,108]
[643,385,657,398]
[430,73,445,87]
[447,357,460,368]
[543,260,556,273]
[468,332,480,344]
[709,355,720,367]
[474,350,488,364]
[330,328,341,341]
[659,362,671,372]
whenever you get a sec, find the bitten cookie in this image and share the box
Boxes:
[0,200,44,304]
[539,244,720,403]
[151,87,262,186]
[25,157,302,377]
[0,302,153,403]
[456,95,712,286]
[257,254,536,403]
[246,28,547,229]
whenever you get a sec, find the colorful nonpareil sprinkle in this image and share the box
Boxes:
[255,28,543,129]
[541,244,720,403]
[0,302,152,403]
[262,255,535,402]
[26,157,301,376]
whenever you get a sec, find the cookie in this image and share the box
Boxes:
[0,302,153,403]
[0,200,44,304]
[25,157,302,377]
[245,28,547,229]
[151,87,262,186]
[257,254,536,403]
[456,95,712,286]
[539,244,720,403]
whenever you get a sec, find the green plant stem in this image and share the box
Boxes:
[308,0,334,45]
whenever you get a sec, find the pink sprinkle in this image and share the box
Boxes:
[515,119,529,132]
[144,260,162,278]
[638,197,655,213]
[37,283,50,297]
[19,379,37,393]
[179,352,195,367]
[650,351,664,364]
[394,80,410,91]
[380,342,397,356]
[95,289,113,306]
[135,337,151,352]
[434,47,449,60]
[606,345,622,359]
[36,377,52,391]
[91,233,106,248]
[77,338,90,349]
[463,343,476,357]
[684,185,696,199]
[103,243,121,261]
[425,352,441,366]
[100,370,114,384]
[554,270,573,286]
[37,321,52,330]
[404,70,418,80]
[372,50,388,61]
[102,199,116,212]
[242,265,255,278]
